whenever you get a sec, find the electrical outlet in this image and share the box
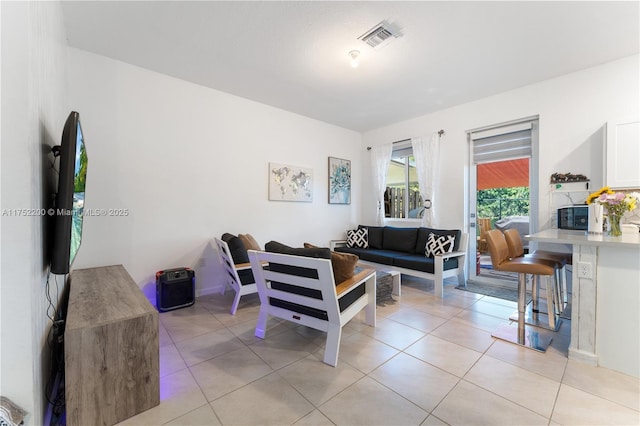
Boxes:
[577,261,593,279]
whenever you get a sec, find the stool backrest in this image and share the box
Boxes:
[478,218,492,237]
[503,228,525,258]
[485,229,511,270]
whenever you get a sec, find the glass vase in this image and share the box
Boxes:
[608,214,622,237]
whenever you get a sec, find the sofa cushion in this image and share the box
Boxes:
[239,233,261,251]
[347,228,368,248]
[265,241,331,261]
[304,243,358,284]
[335,247,398,266]
[331,252,359,283]
[382,227,418,253]
[359,225,383,249]
[237,268,255,286]
[221,233,249,264]
[265,240,331,280]
[414,228,461,254]
[425,233,455,257]
[393,254,459,274]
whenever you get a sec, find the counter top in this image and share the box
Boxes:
[526,229,640,249]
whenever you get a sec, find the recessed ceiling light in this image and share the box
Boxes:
[349,50,360,68]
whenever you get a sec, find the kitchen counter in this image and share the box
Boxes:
[527,228,640,248]
[526,229,640,378]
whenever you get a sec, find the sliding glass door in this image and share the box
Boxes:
[467,117,539,286]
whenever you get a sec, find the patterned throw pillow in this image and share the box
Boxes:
[425,233,455,257]
[347,228,368,248]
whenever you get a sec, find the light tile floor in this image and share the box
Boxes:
[118,276,640,426]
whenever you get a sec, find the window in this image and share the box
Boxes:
[385,142,423,219]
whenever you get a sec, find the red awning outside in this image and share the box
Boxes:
[477,158,529,190]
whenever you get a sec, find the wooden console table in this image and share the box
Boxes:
[65,265,159,426]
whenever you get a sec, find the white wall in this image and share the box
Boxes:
[362,55,640,233]
[0,1,69,424]
[67,48,363,298]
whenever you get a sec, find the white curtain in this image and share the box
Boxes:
[412,133,440,227]
[370,144,393,225]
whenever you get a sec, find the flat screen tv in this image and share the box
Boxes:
[50,111,87,275]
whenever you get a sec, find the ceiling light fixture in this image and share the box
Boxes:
[349,50,360,68]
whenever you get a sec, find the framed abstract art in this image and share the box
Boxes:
[328,157,351,204]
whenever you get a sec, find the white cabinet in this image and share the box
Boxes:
[605,117,640,189]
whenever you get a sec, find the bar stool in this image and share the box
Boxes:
[485,230,556,352]
[503,228,571,316]
[533,246,572,320]
[503,229,564,331]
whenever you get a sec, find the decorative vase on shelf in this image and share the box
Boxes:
[608,214,622,237]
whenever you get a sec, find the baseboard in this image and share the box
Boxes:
[568,347,598,366]
[197,285,223,297]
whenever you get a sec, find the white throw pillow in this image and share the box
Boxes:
[347,228,368,248]
[425,233,455,257]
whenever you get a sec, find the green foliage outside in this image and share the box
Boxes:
[74,144,88,193]
[477,187,529,226]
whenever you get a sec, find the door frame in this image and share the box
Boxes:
[466,116,540,285]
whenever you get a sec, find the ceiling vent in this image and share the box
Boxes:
[358,20,401,49]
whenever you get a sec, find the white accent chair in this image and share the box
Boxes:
[214,237,258,315]
[248,249,376,367]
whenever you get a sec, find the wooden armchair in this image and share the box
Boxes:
[214,237,258,315]
[247,249,376,367]
[477,218,492,253]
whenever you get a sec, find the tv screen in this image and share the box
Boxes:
[50,111,87,275]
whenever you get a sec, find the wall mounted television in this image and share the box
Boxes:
[50,111,88,275]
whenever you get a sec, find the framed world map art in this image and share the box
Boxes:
[328,157,351,204]
[268,162,313,202]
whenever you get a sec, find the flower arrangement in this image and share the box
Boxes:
[586,187,637,215]
[586,187,638,236]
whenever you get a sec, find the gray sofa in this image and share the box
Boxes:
[333,225,468,298]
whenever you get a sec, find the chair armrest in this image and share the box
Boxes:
[236,260,267,271]
[436,250,466,261]
[335,268,375,297]
[235,262,252,270]
[330,240,347,251]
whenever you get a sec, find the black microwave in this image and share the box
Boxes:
[558,205,588,230]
